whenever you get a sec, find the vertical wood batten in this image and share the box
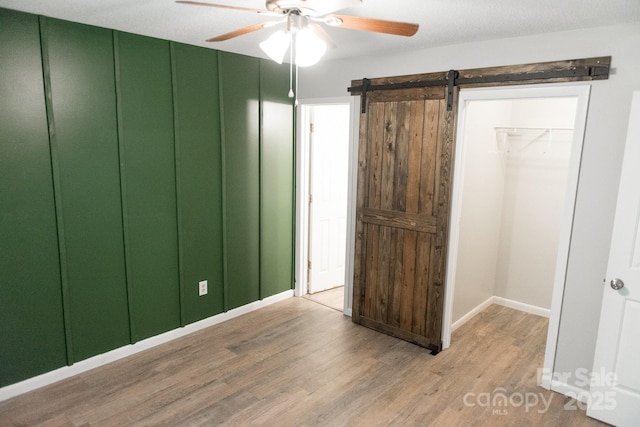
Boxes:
[170,42,186,327]
[218,51,229,313]
[116,33,179,340]
[258,61,264,301]
[112,31,136,343]
[38,15,74,365]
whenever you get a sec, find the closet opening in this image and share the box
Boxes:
[442,85,591,385]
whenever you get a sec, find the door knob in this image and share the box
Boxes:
[610,278,625,290]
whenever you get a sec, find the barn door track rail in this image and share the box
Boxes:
[348,56,611,113]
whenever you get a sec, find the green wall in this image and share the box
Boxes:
[172,44,226,325]
[0,8,295,387]
[0,9,68,387]
[44,17,131,363]
[260,61,296,298]
[219,53,262,310]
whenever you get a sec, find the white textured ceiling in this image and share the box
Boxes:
[0,0,638,62]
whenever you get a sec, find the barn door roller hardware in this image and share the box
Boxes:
[348,56,611,113]
[446,69,457,111]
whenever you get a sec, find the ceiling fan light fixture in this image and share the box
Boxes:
[294,26,327,67]
[259,29,291,64]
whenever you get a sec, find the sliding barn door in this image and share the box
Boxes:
[353,86,455,353]
[350,58,609,353]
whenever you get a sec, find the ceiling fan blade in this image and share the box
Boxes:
[175,1,264,14]
[206,22,275,42]
[325,14,419,37]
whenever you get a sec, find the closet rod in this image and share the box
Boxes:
[494,127,574,134]
[494,127,574,154]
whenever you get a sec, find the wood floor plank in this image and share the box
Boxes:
[302,286,344,312]
[0,298,606,426]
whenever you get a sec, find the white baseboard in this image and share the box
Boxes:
[0,290,294,402]
[451,297,494,332]
[451,296,550,333]
[493,296,550,318]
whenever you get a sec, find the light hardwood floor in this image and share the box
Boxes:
[0,298,607,426]
[303,286,344,312]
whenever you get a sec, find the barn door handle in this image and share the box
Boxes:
[610,278,625,290]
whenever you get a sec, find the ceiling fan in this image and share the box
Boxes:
[176,0,419,66]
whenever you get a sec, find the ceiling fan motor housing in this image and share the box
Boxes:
[266,0,306,15]
[265,0,360,16]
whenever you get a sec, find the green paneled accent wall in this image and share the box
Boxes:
[220,53,261,310]
[45,18,131,362]
[172,43,225,324]
[0,8,294,388]
[0,9,68,386]
[116,33,181,340]
[260,61,295,298]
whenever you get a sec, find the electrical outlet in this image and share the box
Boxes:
[199,280,208,296]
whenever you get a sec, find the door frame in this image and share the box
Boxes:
[442,84,592,388]
[294,97,360,315]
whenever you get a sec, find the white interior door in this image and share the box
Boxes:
[588,91,640,426]
[308,104,350,294]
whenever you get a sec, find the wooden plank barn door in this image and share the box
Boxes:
[349,58,609,353]
[353,86,455,353]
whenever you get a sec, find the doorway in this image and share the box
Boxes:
[295,98,359,315]
[443,85,591,385]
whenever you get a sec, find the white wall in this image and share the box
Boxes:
[494,98,576,308]
[452,100,511,322]
[300,21,640,391]
[453,98,576,322]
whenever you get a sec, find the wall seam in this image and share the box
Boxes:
[38,16,75,365]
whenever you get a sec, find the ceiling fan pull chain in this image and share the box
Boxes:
[288,37,294,98]
[295,62,299,107]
